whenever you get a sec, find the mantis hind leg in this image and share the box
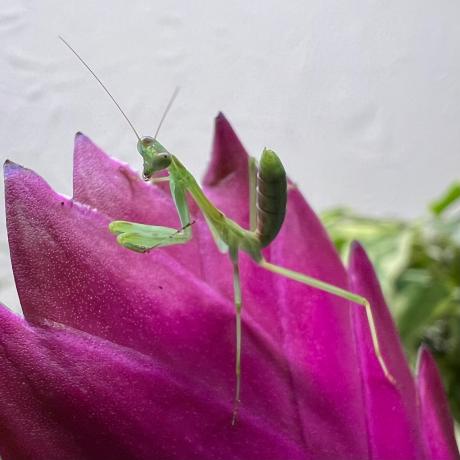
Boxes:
[258,258,396,385]
[229,247,243,425]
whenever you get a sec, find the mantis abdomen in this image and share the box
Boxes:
[255,149,287,247]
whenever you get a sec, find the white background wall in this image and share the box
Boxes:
[1,0,460,313]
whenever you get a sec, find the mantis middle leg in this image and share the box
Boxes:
[229,246,243,425]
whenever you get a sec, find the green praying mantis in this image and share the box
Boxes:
[60,37,396,425]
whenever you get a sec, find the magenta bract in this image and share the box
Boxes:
[1,114,458,459]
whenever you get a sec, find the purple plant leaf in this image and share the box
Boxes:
[267,189,369,458]
[0,304,306,460]
[4,159,319,446]
[203,114,369,459]
[417,346,460,460]
[349,241,427,459]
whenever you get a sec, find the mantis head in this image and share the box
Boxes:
[137,136,172,180]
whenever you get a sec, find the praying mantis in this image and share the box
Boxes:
[60,37,396,425]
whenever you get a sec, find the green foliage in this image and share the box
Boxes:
[321,184,460,422]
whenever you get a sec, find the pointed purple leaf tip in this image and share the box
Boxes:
[349,240,427,459]
[417,346,460,460]
[203,112,249,186]
[3,159,21,174]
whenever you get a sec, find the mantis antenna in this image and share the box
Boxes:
[154,86,180,140]
[58,35,141,141]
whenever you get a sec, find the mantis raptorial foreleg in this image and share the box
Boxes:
[110,176,192,252]
[258,259,396,384]
[109,221,191,251]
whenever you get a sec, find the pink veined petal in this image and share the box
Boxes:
[267,189,368,459]
[348,241,426,460]
[202,114,368,459]
[0,304,306,460]
[4,161,315,443]
[73,132,206,278]
[417,346,460,460]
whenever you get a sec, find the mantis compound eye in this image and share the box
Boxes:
[151,152,172,171]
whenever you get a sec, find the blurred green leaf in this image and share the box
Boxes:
[430,181,460,216]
